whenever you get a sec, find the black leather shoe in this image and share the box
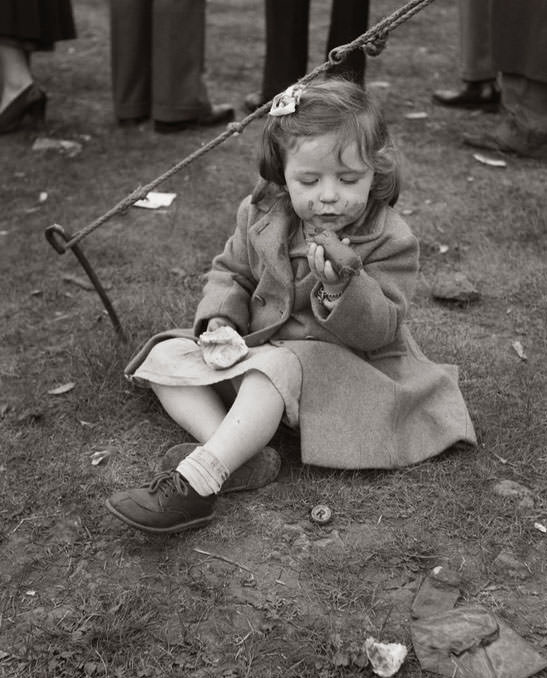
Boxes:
[0,83,47,134]
[154,104,235,133]
[117,115,148,127]
[243,92,266,113]
[432,80,500,112]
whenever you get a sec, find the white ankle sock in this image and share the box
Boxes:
[176,446,230,497]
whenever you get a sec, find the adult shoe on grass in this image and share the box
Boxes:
[463,115,547,159]
[154,104,234,133]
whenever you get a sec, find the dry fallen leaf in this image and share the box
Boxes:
[511,340,527,361]
[90,450,113,466]
[48,382,76,395]
[404,111,428,120]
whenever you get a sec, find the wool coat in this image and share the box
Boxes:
[127,187,476,469]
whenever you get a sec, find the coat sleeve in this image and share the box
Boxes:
[193,196,257,337]
[310,226,419,352]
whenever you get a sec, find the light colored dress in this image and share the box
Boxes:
[129,224,312,428]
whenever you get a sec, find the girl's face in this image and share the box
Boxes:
[283,132,373,232]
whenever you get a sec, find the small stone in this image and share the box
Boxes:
[431,271,480,303]
[492,550,530,579]
[493,480,533,500]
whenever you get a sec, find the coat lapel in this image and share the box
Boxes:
[249,203,295,286]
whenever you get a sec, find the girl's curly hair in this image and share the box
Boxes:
[259,78,401,217]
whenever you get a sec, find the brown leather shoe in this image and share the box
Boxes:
[154,104,235,133]
[105,469,216,534]
[432,80,500,112]
[463,115,547,159]
[159,443,281,493]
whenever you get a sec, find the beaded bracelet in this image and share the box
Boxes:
[315,286,344,304]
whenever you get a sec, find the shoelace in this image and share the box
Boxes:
[146,470,188,501]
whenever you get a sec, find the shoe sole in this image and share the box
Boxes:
[105,498,213,534]
[159,443,281,493]
[432,98,500,113]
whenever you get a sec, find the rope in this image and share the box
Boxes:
[61,0,435,250]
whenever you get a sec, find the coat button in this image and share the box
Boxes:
[254,294,266,306]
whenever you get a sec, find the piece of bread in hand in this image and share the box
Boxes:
[310,230,362,278]
[198,325,248,370]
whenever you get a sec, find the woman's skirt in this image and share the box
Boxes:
[0,1,76,50]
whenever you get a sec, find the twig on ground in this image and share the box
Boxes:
[193,547,254,575]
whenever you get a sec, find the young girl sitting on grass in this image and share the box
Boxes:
[106,78,476,534]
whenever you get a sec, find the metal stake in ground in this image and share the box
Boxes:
[45,224,127,343]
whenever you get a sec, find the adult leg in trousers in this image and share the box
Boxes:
[152,0,211,123]
[110,0,152,123]
[262,0,309,101]
[433,0,499,110]
[462,0,547,158]
[326,0,369,86]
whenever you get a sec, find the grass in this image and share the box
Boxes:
[1,0,547,676]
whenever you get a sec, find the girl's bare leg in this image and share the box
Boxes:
[151,370,284,473]
[205,370,285,472]
[150,383,227,442]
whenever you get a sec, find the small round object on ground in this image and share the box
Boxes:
[310,504,333,525]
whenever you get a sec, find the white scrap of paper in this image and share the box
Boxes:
[473,153,507,168]
[534,522,547,534]
[404,111,428,120]
[134,191,177,209]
